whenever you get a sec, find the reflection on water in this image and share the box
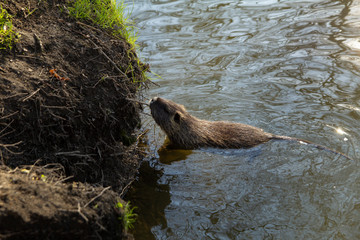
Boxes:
[157,148,192,164]
[126,160,170,240]
[125,0,360,239]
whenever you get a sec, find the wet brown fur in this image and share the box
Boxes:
[149,97,352,160]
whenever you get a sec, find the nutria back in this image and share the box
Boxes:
[149,97,274,149]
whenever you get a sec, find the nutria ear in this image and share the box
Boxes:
[174,112,181,124]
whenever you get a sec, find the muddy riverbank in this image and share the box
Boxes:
[0,0,149,239]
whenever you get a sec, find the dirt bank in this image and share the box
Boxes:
[0,0,149,238]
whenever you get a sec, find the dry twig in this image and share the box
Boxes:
[0,141,23,154]
[84,186,111,208]
[0,120,15,138]
[86,37,127,78]
[55,151,95,158]
[120,178,135,198]
[0,111,19,120]
[20,88,41,102]
[77,202,89,222]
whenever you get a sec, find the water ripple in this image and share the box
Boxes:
[126,0,360,239]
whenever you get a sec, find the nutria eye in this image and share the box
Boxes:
[174,113,180,124]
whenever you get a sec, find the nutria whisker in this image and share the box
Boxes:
[125,98,149,106]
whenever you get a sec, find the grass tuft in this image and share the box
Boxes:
[115,201,137,231]
[68,0,137,47]
[0,5,20,50]
[67,0,156,84]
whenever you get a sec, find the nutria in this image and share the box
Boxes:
[149,97,351,160]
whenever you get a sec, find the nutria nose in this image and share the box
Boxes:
[149,97,158,105]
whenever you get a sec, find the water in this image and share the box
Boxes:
[124,0,360,239]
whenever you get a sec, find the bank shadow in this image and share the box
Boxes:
[125,160,170,240]
[124,143,193,239]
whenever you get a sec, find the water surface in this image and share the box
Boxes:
[125,0,360,239]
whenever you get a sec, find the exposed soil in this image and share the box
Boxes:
[0,0,149,239]
[0,165,129,239]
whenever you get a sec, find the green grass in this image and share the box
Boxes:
[115,201,137,231]
[0,5,19,50]
[67,0,157,84]
[68,0,137,47]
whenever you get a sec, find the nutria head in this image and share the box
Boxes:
[149,97,187,126]
[149,97,202,148]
